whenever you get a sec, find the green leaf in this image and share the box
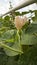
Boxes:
[4,43,22,56]
[0,27,9,31]
[4,35,23,56]
[1,30,15,40]
[4,15,10,21]
[0,30,23,56]
[0,42,23,56]
[18,45,37,65]
[21,23,37,45]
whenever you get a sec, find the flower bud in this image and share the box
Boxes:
[14,16,28,30]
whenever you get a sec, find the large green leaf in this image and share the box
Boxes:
[21,23,37,45]
[0,41,22,56]
[0,30,23,56]
[4,42,22,56]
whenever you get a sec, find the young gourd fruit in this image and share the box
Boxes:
[14,16,28,30]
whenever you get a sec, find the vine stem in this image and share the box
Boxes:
[17,30,23,54]
[0,42,23,54]
[33,33,37,37]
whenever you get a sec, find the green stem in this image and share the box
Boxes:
[33,33,37,37]
[0,42,23,54]
[17,30,23,52]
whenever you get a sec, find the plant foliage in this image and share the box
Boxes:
[0,10,37,65]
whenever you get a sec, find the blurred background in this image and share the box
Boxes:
[0,0,37,15]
